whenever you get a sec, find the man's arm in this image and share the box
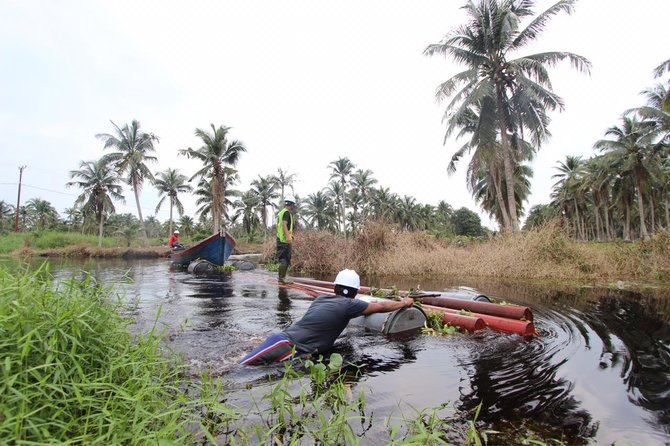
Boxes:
[361,297,413,316]
[283,219,293,244]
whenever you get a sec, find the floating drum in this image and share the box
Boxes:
[188,259,216,274]
[349,296,427,334]
[439,286,491,302]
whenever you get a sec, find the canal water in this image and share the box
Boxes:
[18,257,670,445]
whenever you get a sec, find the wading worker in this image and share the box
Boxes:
[239,269,414,365]
[276,195,296,284]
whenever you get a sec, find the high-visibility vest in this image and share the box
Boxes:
[277,207,294,242]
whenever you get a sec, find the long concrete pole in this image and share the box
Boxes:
[14,165,26,232]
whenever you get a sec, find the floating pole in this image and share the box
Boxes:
[421,304,536,337]
[424,309,487,332]
[419,295,533,322]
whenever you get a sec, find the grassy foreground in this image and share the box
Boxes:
[3,265,533,445]
[263,221,670,284]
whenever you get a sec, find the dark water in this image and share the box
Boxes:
[20,258,670,445]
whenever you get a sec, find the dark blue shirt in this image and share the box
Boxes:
[284,295,369,354]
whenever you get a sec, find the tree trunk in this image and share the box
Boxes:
[97,213,104,247]
[635,174,650,240]
[624,200,631,241]
[169,196,174,236]
[492,167,511,231]
[133,179,149,246]
[650,193,656,233]
[665,198,670,229]
[496,91,518,232]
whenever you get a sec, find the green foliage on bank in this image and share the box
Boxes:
[0,230,169,255]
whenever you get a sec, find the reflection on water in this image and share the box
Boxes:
[13,258,670,445]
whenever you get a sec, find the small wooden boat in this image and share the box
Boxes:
[171,232,236,267]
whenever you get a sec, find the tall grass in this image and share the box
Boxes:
[0,264,193,444]
[270,221,670,283]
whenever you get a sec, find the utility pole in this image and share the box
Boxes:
[15,165,26,232]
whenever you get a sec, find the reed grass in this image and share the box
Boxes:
[273,221,670,283]
[0,264,193,444]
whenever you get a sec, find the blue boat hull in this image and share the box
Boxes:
[171,232,236,266]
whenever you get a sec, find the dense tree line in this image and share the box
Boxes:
[524,58,670,240]
[6,1,665,244]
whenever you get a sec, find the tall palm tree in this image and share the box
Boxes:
[25,198,59,231]
[177,215,194,236]
[67,159,124,246]
[250,174,280,232]
[96,120,158,246]
[594,117,662,240]
[0,201,15,233]
[424,0,591,231]
[272,168,298,205]
[63,207,83,233]
[233,191,261,236]
[302,191,337,231]
[154,168,193,236]
[369,187,397,222]
[179,124,246,234]
[328,157,356,234]
[351,169,377,221]
[551,155,586,238]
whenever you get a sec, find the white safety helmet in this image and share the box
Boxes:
[335,269,360,290]
[284,195,296,205]
[174,230,180,234]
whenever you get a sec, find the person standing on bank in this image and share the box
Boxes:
[240,269,414,365]
[277,195,296,284]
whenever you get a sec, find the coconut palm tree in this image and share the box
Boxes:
[63,207,83,233]
[424,0,591,231]
[652,57,670,79]
[302,191,337,231]
[272,168,298,205]
[96,120,158,246]
[233,191,261,236]
[179,124,246,234]
[594,117,662,240]
[351,169,377,221]
[154,168,193,236]
[177,215,194,237]
[369,187,397,222]
[250,174,280,233]
[0,201,15,233]
[25,198,59,231]
[328,157,356,234]
[67,159,124,246]
[551,155,586,238]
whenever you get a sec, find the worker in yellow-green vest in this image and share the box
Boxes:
[277,195,296,284]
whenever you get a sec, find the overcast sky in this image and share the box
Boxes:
[1,0,668,230]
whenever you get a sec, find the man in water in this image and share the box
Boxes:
[276,196,296,284]
[240,269,414,365]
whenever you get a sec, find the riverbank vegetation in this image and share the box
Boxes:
[264,221,670,284]
[4,265,558,445]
